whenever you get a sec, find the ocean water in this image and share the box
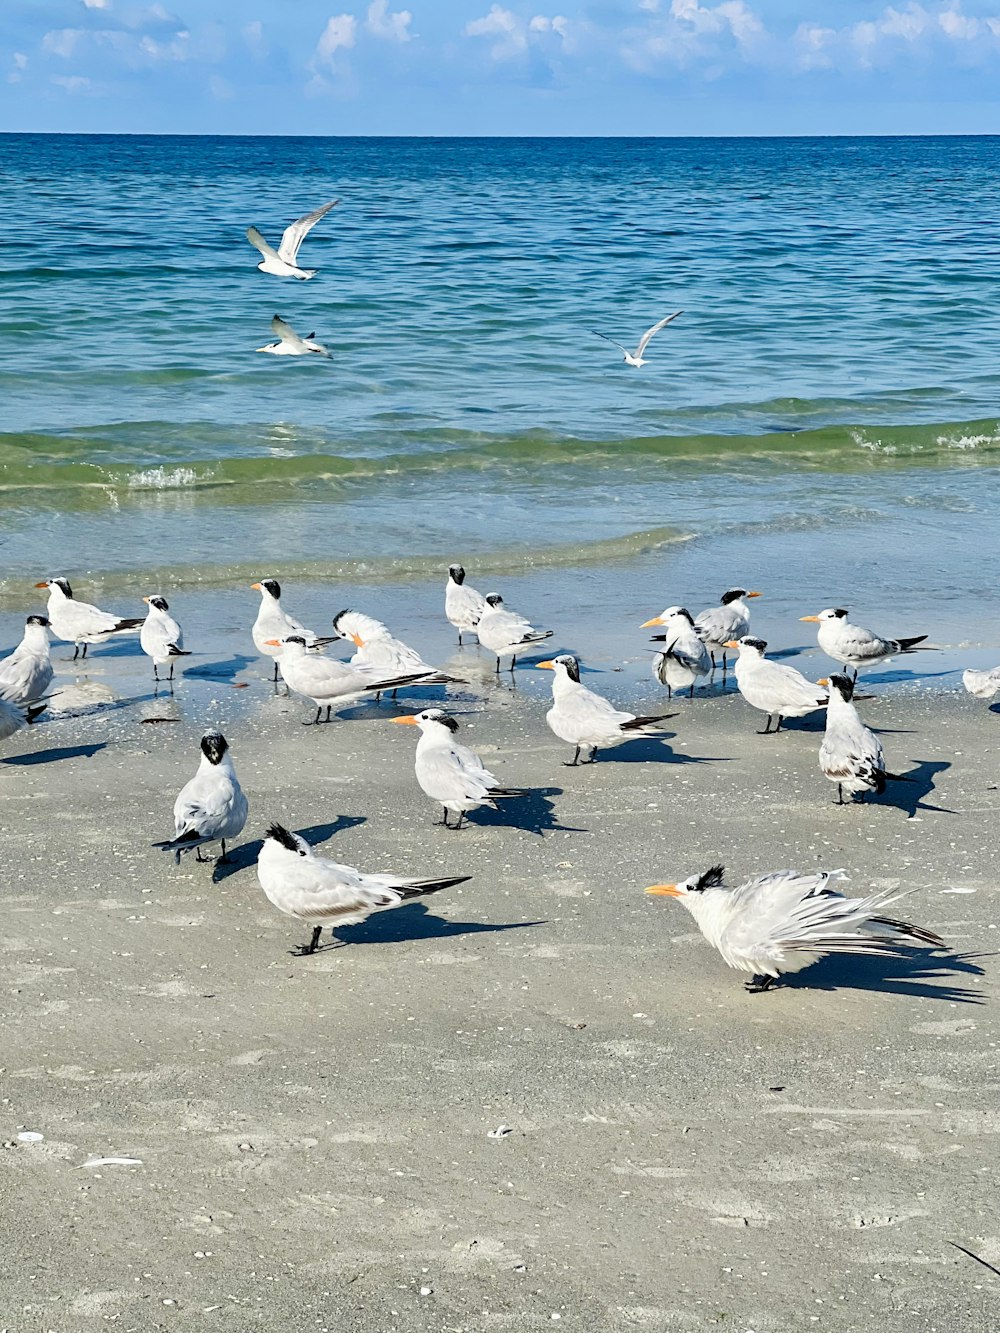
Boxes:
[0,134,998,693]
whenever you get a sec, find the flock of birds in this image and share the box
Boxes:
[4,558,989,992]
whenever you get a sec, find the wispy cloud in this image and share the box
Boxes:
[315,14,358,64]
[465,6,571,60]
[366,0,413,42]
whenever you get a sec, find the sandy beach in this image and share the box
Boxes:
[2,645,997,1333]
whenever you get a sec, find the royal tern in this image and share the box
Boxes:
[153,730,248,864]
[0,697,42,742]
[257,822,471,955]
[256,314,331,358]
[641,607,712,698]
[246,199,339,280]
[331,609,460,696]
[476,594,553,673]
[963,666,1000,701]
[268,635,430,723]
[394,708,525,829]
[445,565,487,646]
[140,596,190,683]
[800,608,928,679]
[694,589,762,672]
[538,655,675,765]
[646,865,943,992]
[36,577,143,661]
[251,579,329,681]
[727,635,827,734]
[818,673,911,805]
[593,312,682,367]
[0,615,53,707]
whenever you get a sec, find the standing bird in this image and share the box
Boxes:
[140,595,190,684]
[963,666,1000,701]
[251,579,328,682]
[0,697,43,742]
[256,314,331,358]
[153,731,248,865]
[256,822,471,955]
[645,865,943,993]
[445,565,487,646]
[818,673,911,805]
[476,593,553,674]
[393,708,525,829]
[538,655,675,766]
[727,635,827,734]
[0,615,53,707]
[246,199,339,280]
[593,312,682,367]
[641,607,712,699]
[36,577,143,661]
[268,635,431,723]
[694,589,762,673]
[332,610,460,696]
[800,608,928,680]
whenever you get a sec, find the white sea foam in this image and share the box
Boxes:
[127,466,201,490]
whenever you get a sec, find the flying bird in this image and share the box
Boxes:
[641,606,712,699]
[256,822,471,955]
[694,589,761,672]
[818,673,912,805]
[445,565,488,646]
[800,608,928,680]
[538,655,675,765]
[256,314,331,358]
[140,595,190,683]
[246,199,339,279]
[36,577,143,661]
[727,635,827,734]
[394,708,525,829]
[645,865,943,992]
[475,593,553,673]
[153,731,248,864]
[593,311,682,367]
[0,615,53,707]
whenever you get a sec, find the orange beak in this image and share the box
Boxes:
[645,884,682,898]
[799,615,820,623]
[251,582,262,591]
[392,715,419,725]
[746,591,762,599]
[641,616,665,628]
[817,678,829,687]
[350,633,364,648]
[34,581,49,589]
[264,638,282,647]
[536,660,555,670]
[723,639,740,650]
[142,596,151,605]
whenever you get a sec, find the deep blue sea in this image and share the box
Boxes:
[0,134,997,685]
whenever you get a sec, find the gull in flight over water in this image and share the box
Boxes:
[256,315,330,358]
[593,312,682,367]
[246,200,339,279]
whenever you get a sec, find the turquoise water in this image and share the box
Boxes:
[0,134,997,679]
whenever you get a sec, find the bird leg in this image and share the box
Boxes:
[688,683,695,699]
[836,784,846,806]
[437,808,451,828]
[303,707,322,726]
[746,974,776,994]
[585,746,599,764]
[709,652,717,672]
[452,812,465,831]
[168,661,175,682]
[153,663,160,682]
[509,656,517,673]
[216,840,230,864]
[72,644,81,662]
[457,631,463,647]
[774,715,784,732]
[292,926,324,956]
[756,714,774,735]
[196,848,210,863]
[495,657,501,674]
[81,643,89,660]
[564,745,582,767]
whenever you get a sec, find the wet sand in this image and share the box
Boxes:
[2,631,998,1333]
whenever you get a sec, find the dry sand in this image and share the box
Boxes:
[1,655,998,1333]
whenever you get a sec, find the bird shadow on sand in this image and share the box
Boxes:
[3,741,108,766]
[591,736,735,767]
[328,901,545,948]
[867,759,954,816]
[185,654,257,681]
[472,786,583,836]
[784,948,986,1002]
[211,815,367,883]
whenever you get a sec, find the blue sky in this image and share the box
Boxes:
[2,0,1000,135]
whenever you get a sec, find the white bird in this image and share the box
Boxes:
[537,655,674,766]
[646,864,943,992]
[727,635,827,734]
[268,635,431,723]
[246,199,339,279]
[140,595,190,683]
[475,593,553,673]
[963,666,1000,701]
[393,708,525,829]
[153,731,248,864]
[818,673,911,805]
[251,579,330,681]
[256,314,331,358]
[641,606,712,698]
[36,577,143,661]
[445,564,487,646]
[256,822,471,955]
[800,607,928,680]
[0,615,53,707]
[0,696,40,742]
[694,589,762,672]
[331,609,460,696]
[593,311,682,367]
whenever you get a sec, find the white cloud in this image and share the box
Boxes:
[243,20,264,46]
[366,0,413,42]
[316,13,357,63]
[42,28,84,58]
[52,74,93,92]
[939,6,980,38]
[83,0,111,8]
[465,6,571,59]
[13,52,28,69]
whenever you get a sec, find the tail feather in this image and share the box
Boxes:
[520,630,554,644]
[621,712,677,731]
[884,770,915,783]
[784,935,909,957]
[101,617,144,635]
[167,645,192,658]
[152,828,213,865]
[897,635,928,651]
[869,916,945,948]
[366,671,436,692]
[398,875,472,899]
[489,787,528,799]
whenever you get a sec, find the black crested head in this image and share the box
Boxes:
[284,635,306,647]
[829,672,855,700]
[485,593,503,607]
[425,709,460,732]
[148,595,169,612]
[741,636,767,653]
[51,577,73,598]
[331,609,352,632]
[200,731,228,765]
[265,823,306,856]
[693,864,725,893]
[449,565,466,585]
[675,607,694,625]
[26,615,49,627]
[833,608,848,619]
[260,578,281,598]
[554,654,581,682]
[721,589,747,604]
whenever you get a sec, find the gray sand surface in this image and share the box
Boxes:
[2,656,998,1332]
